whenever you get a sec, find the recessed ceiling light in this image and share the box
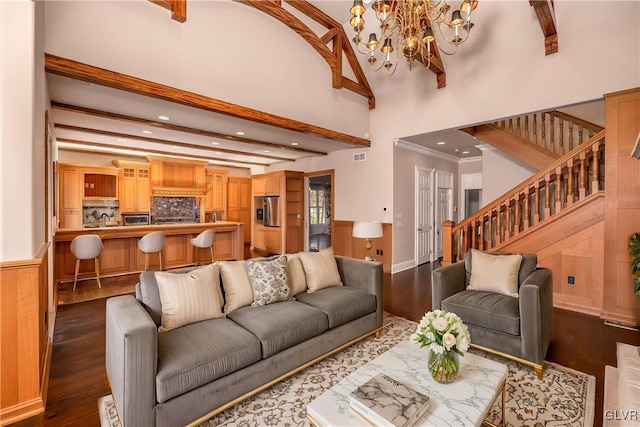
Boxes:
[462,151,470,154]
[454,149,459,152]
[437,141,446,145]
[142,130,152,134]
[211,142,220,145]
[236,131,245,136]
[157,115,170,121]
[290,142,299,146]
[263,150,270,153]
[117,138,127,142]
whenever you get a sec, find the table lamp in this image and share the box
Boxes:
[352,221,383,261]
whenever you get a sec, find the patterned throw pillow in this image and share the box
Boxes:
[246,255,292,307]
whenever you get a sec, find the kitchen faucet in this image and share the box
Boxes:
[101,213,110,227]
[212,212,217,223]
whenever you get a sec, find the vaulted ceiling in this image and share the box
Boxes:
[48,0,557,169]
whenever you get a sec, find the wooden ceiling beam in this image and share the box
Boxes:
[149,0,186,23]
[238,0,376,109]
[56,138,256,168]
[45,54,370,147]
[529,0,558,55]
[50,101,327,156]
[54,123,293,162]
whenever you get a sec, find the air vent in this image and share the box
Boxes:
[353,152,366,162]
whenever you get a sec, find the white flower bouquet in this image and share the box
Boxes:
[410,310,471,383]
[410,309,471,355]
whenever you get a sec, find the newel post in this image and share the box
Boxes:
[442,220,455,265]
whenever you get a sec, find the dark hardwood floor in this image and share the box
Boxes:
[16,262,639,427]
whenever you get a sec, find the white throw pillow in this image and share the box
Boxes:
[616,342,640,426]
[286,253,307,295]
[298,247,343,293]
[246,255,292,307]
[219,260,253,314]
[154,266,224,333]
[468,249,522,298]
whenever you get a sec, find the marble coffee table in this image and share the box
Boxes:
[307,340,507,427]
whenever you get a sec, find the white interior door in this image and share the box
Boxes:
[435,171,454,259]
[415,167,434,265]
[436,188,453,258]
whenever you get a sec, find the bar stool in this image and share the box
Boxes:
[70,234,103,291]
[190,229,215,266]
[138,231,165,270]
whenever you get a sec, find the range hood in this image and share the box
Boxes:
[147,156,208,197]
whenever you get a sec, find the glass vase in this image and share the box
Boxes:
[428,348,459,383]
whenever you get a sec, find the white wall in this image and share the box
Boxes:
[481,149,536,206]
[392,145,458,270]
[1,0,47,261]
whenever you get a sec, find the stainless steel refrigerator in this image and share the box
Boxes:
[259,196,280,227]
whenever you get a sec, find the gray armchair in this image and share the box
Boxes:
[432,251,553,379]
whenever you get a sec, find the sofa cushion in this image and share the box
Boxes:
[442,289,520,336]
[467,249,522,298]
[219,260,253,314]
[156,317,261,403]
[295,286,377,329]
[246,255,292,307]
[155,265,225,332]
[298,247,343,293]
[227,301,329,358]
[138,265,223,326]
[465,251,537,290]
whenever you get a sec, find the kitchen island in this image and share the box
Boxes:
[54,221,244,284]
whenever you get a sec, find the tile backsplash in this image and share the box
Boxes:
[151,197,199,221]
[83,207,117,224]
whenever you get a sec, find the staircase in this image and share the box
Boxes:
[442,129,606,264]
[462,110,604,170]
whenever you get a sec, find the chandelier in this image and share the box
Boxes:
[349,0,478,75]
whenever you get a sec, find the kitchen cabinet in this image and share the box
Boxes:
[83,173,117,199]
[250,171,303,254]
[227,177,251,243]
[204,169,228,212]
[252,175,280,196]
[252,225,281,254]
[114,161,150,213]
[60,166,83,229]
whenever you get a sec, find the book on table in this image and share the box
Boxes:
[349,373,431,427]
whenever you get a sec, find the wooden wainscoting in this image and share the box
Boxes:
[332,220,392,273]
[0,244,52,426]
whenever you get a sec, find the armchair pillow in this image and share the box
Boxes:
[467,249,523,298]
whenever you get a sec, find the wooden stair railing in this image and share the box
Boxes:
[491,110,604,157]
[442,130,606,264]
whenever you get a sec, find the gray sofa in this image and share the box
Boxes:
[432,251,552,379]
[105,255,383,427]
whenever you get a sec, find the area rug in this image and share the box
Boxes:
[98,315,595,427]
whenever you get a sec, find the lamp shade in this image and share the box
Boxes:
[352,221,383,239]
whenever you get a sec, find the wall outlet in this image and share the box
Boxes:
[568,276,575,285]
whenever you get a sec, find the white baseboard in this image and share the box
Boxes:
[391,259,415,274]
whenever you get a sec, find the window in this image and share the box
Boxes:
[309,186,326,225]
